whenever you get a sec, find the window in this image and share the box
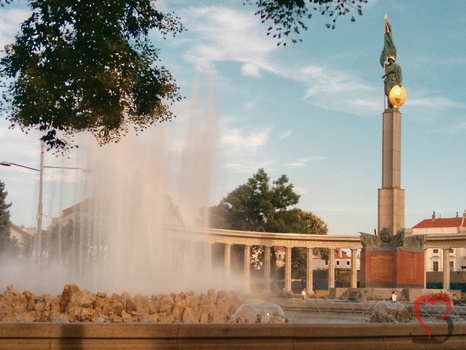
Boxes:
[450,248,454,255]
[433,261,439,271]
[347,261,350,266]
[450,261,454,271]
[433,249,439,254]
[336,261,340,265]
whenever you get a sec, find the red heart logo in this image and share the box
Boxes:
[414,294,451,338]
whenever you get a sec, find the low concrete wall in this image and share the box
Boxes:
[0,323,465,350]
[329,287,462,302]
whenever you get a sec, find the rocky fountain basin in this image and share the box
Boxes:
[0,284,245,324]
[2,285,466,349]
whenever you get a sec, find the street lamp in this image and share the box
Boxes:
[1,142,87,261]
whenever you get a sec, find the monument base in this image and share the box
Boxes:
[360,247,424,288]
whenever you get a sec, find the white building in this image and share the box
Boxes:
[408,211,466,272]
[9,223,34,257]
[275,247,360,271]
[313,249,360,271]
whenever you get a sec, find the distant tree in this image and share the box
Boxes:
[207,168,328,271]
[0,181,12,255]
[208,168,300,232]
[0,0,184,151]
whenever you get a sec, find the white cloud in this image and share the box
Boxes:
[216,118,275,173]
[285,64,381,116]
[175,5,384,117]
[0,8,29,48]
[220,126,269,152]
[241,62,261,77]
[285,156,326,168]
[223,163,241,169]
[455,122,466,130]
[407,96,463,109]
[279,130,292,139]
[180,6,277,73]
[293,186,308,196]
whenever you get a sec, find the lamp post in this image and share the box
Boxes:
[1,142,87,261]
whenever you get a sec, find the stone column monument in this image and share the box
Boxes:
[378,108,404,234]
[360,15,425,288]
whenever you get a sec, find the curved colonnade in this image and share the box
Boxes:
[173,226,466,293]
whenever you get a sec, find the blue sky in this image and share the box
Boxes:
[0,0,465,236]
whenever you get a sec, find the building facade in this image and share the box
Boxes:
[407,211,466,273]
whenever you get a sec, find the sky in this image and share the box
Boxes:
[0,0,465,236]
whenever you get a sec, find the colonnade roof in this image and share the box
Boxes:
[171,225,466,250]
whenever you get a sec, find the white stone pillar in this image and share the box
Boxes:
[243,245,251,294]
[443,248,450,291]
[424,248,428,289]
[205,242,212,271]
[285,246,292,292]
[306,247,313,293]
[328,248,335,289]
[264,246,271,293]
[350,248,358,288]
[224,243,231,272]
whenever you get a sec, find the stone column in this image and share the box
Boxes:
[443,248,450,290]
[424,248,428,289]
[285,246,292,292]
[306,247,313,293]
[224,243,231,273]
[264,246,272,293]
[328,248,335,289]
[350,248,358,288]
[205,242,212,271]
[378,109,405,234]
[243,245,251,294]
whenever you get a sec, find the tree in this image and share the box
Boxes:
[245,0,367,45]
[208,168,327,272]
[0,0,184,151]
[0,0,366,151]
[0,181,12,255]
[208,168,300,232]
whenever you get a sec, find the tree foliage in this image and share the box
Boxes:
[208,168,328,271]
[245,0,367,45]
[209,168,327,235]
[0,0,184,151]
[0,181,12,254]
[208,168,301,232]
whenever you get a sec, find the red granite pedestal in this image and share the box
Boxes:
[360,248,424,288]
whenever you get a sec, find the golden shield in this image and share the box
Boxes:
[388,85,407,109]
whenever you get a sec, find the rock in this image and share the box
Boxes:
[0,285,245,324]
[0,286,31,321]
[147,313,159,322]
[61,284,80,311]
[94,292,107,309]
[122,292,137,314]
[121,310,134,323]
[159,295,174,315]
[182,307,199,323]
[133,294,151,315]
[199,313,210,323]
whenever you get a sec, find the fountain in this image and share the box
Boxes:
[0,80,247,297]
